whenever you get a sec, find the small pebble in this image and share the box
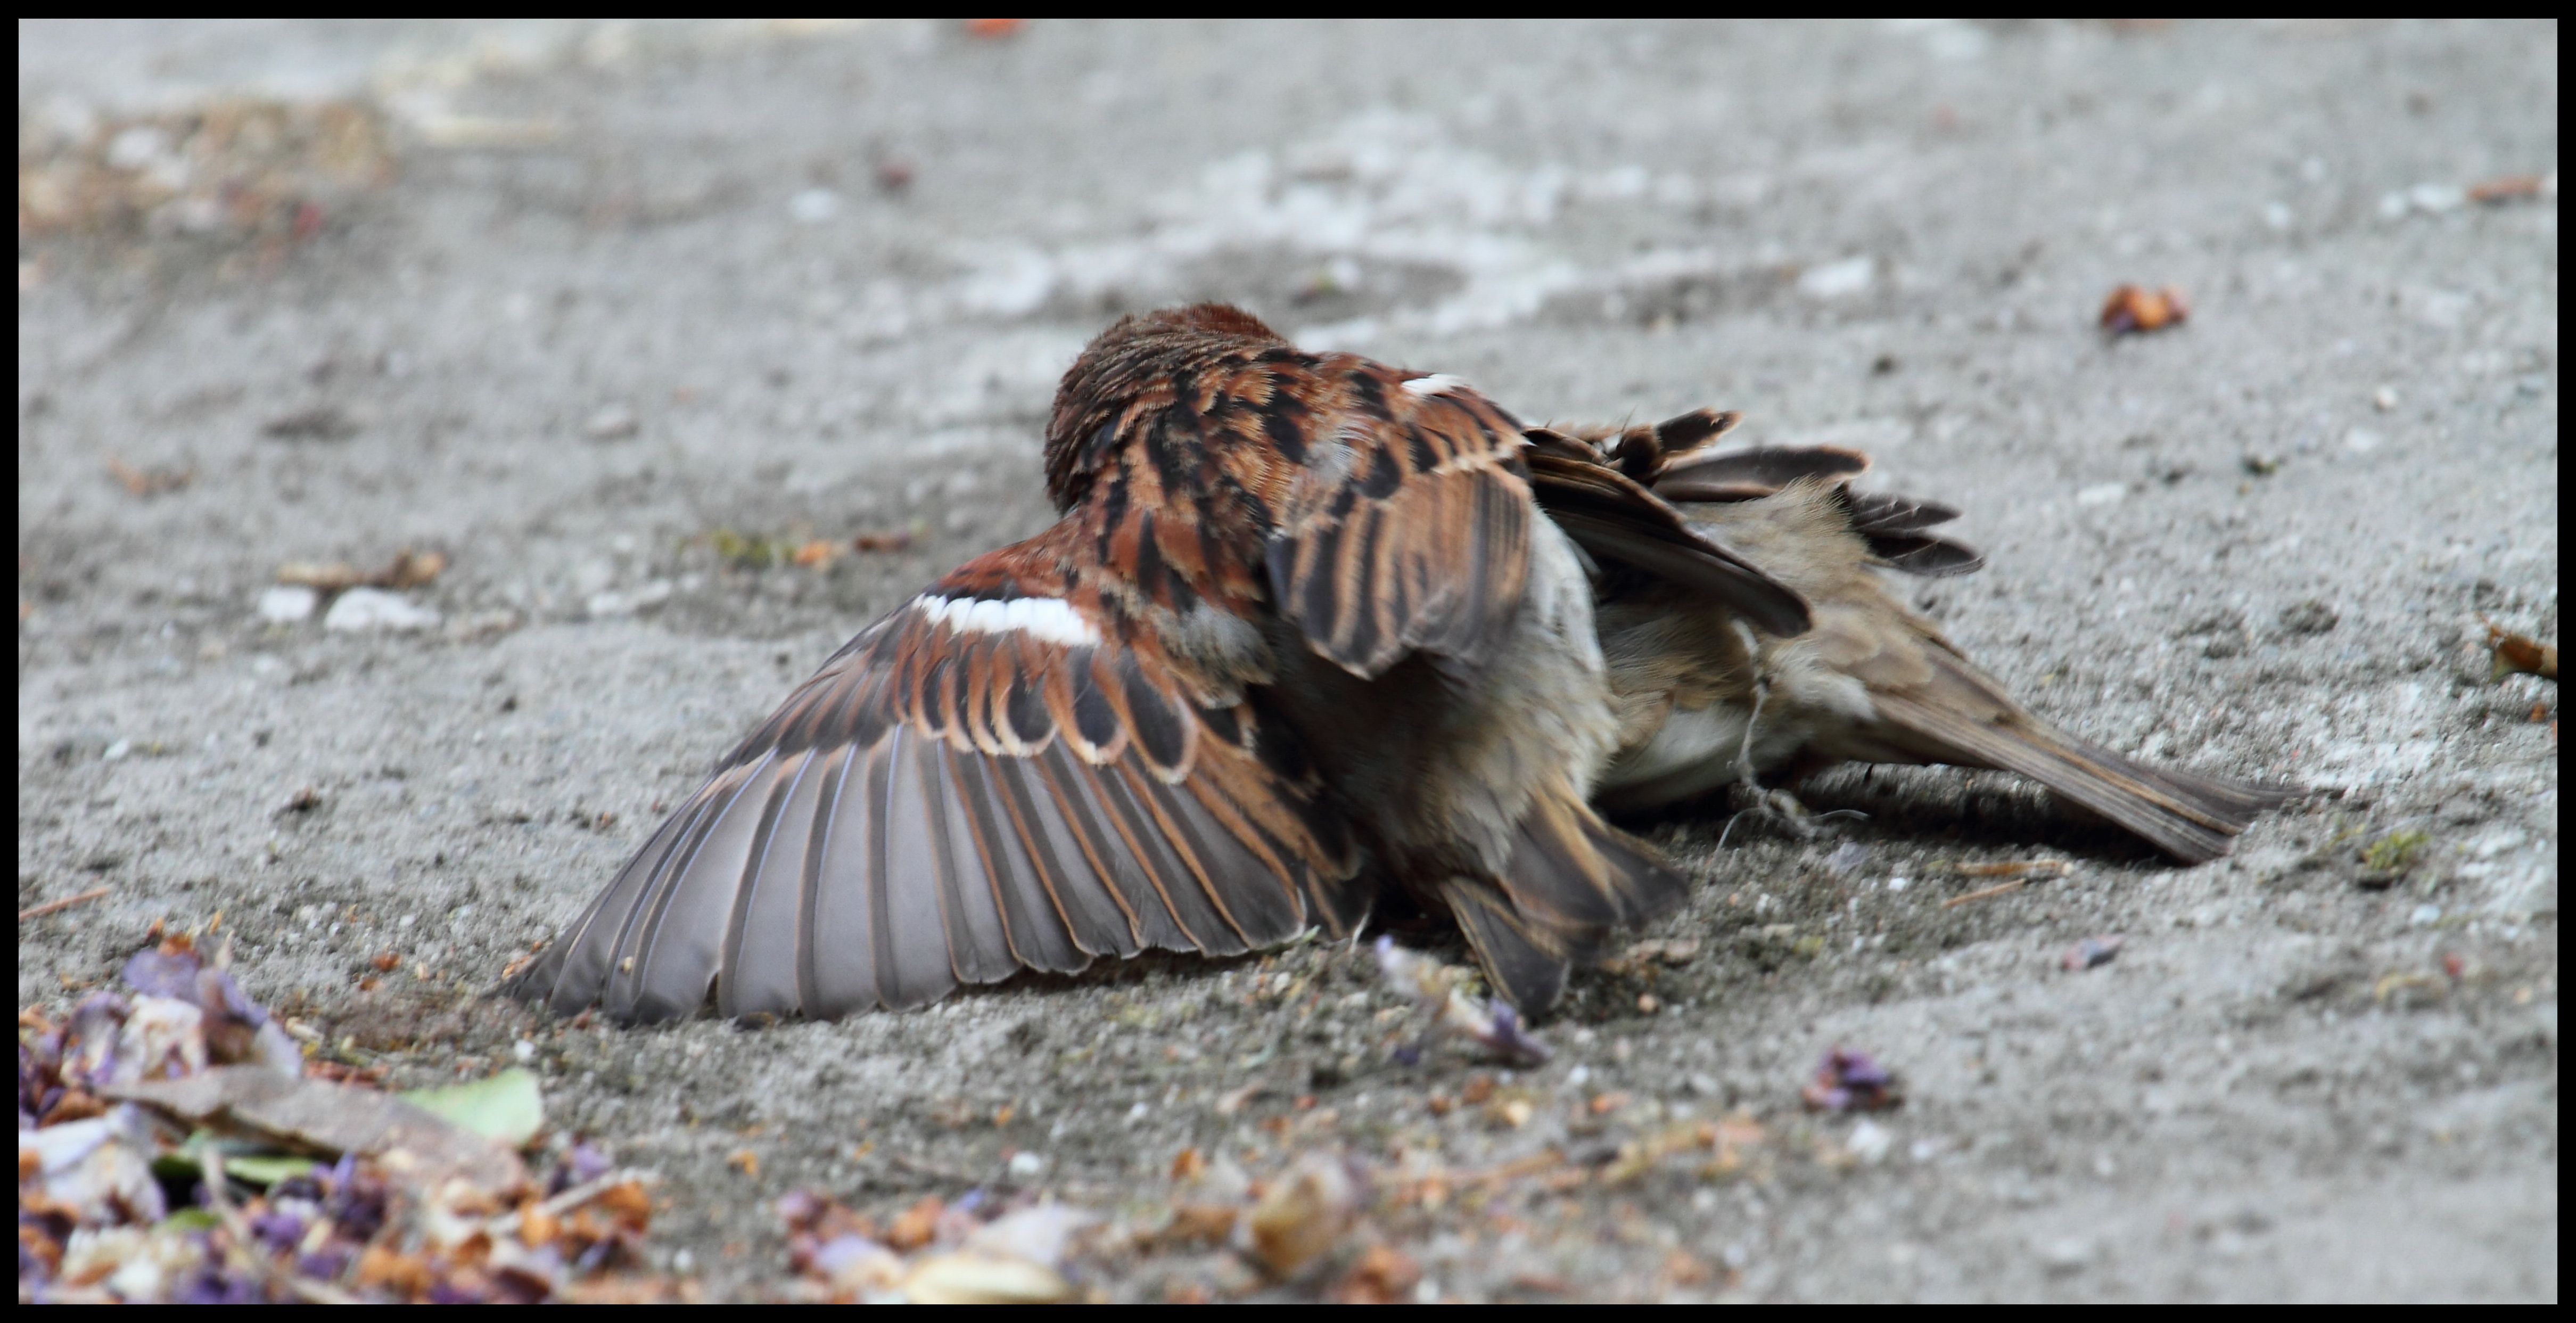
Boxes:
[257,585,318,623]
[583,403,640,440]
[2061,934,2125,972]
[587,580,674,619]
[324,588,441,632]
[322,584,443,630]
[2407,182,2467,213]
[789,188,842,225]
[1006,1151,1046,1178]
[2039,1235,2095,1275]
[1797,255,1874,299]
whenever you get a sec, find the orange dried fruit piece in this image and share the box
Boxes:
[2100,284,2189,335]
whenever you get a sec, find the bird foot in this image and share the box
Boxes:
[1717,784,1866,847]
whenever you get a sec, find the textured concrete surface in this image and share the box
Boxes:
[18,20,2557,1300]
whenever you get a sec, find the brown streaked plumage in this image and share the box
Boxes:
[1536,409,2299,865]
[508,307,1803,1022]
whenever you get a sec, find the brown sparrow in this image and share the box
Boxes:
[507,307,1808,1022]
[1527,410,2299,864]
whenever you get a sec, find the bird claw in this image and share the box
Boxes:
[1719,784,1865,844]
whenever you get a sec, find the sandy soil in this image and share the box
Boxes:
[18,19,2557,1301]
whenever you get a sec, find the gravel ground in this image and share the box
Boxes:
[18,19,2557,1301]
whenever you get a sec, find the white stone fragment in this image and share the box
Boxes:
[323,588,442,632]
[1798,255,1874,299]
[789,187,842,224]
[587,579,674,619]
[257,585,318,623]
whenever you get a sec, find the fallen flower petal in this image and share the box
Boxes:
[2061,934,2126,972]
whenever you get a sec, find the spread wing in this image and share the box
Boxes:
[508,529,1360,1024]
[1263,367,1537,677]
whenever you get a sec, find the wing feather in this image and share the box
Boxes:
[942,744,1087,974]
[507,544,1354,1023]
[795,743,867,1012]
[623,752,781,1021]
[718,750,830,1017]
[1268,367,1535,677]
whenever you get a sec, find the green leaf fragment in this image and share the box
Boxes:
[223,1152,326,1186]
[399,1067,545,1148]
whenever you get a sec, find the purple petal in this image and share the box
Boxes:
[202,968,273,1026]
[567,1143,612,1185]
[251,1210,306,1252]
[811,1233,887,1276]
[296,1247,351,1281]
[121,950,201,1000]
[1837,1055,1891,1088]
[775,1189,822,1228]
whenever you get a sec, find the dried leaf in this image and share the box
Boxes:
[102,1065,527,1192]
[278,549,444,593]
[105,454,194,497]
[1329,1243,1421,1303]
[902,1252,1074,1304]
[2483,618,2557,681]
[2467,174,2547,204]
[1244,1153,1364,1278]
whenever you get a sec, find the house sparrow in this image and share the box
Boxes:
[1527,409,2299,864]
[507,306,1808,1022]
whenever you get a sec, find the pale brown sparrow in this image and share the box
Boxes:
[1528,410,2299,863]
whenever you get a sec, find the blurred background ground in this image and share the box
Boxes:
[18,19,2557,1301]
